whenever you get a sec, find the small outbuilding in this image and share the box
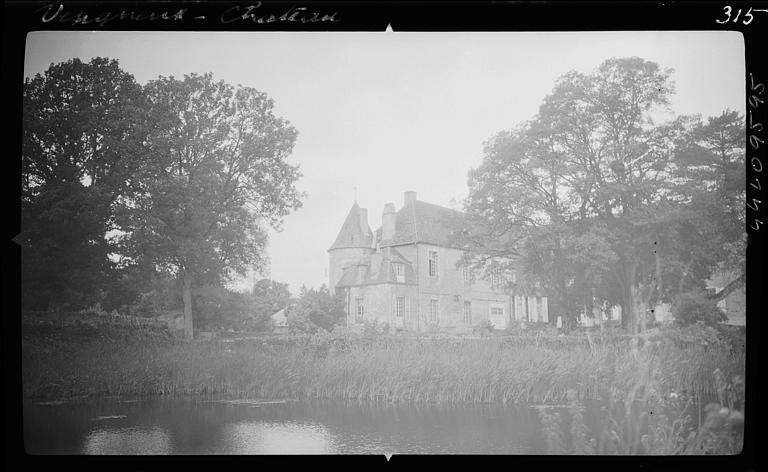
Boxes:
[269,308,289,333]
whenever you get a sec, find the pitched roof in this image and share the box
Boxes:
[329,202,373,250]
[270,308,288,326]
[336,247,417,287]
[378,200,469,248]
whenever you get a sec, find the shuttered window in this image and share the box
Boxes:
[428,251,439,277]
[429,299,438,323]
[355,298,364,322]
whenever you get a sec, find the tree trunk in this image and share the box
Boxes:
[553,279,566,327]
[597,301,604,333]
[622,259,639,334]
[633,284,646,333]
[182,272,194,341]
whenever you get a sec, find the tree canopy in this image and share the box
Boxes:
[21,59,304,341]
[117,72,303,339]
[21,58,147,310]
[464,57,745,332]
[287,285,345,333]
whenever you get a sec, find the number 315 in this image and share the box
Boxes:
[716,6,756,25]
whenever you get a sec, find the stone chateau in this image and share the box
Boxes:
[328,191,549,332]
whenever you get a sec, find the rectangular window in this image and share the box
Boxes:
[525,296,530,321]
[396,297,405,318]
[536,297,542,322]
[428,250,439,277]
[490,272,502,290]
[429,299,438,324]
[490,307,504,317]
[355,297,364,323]
[462,266,472,285]
[463,301,472,324]
[393,263,405,283]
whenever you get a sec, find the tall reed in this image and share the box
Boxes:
[22,333,744,407]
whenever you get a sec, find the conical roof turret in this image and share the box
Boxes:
[329,202,373,250]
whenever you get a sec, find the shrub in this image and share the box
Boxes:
[539,369,745,454]
[361,320,388,338]
[659,323,726,350]
[296,285,346,332]
[285,306,320,334]
[672,291,726,327]
[479,319,494,331]
[504,320,525,335]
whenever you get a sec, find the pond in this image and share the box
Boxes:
[23,397,590,454]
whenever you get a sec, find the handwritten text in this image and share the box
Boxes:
[38,3,187,27]
[220,3,339,24]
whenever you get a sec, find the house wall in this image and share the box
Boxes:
[335,242,553,332]
[412,243,511,330]
[652,303,673,324]
[346,283,418,330]
[707,272,746,326]
[512,295,549,323]
[722,288,746,326]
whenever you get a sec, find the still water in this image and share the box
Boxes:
[24,397,574,454]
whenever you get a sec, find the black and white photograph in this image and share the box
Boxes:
[11,2,757,458]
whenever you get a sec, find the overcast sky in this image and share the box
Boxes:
[24,31,745,295]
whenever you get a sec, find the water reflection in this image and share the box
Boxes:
[24,398,552,454]
[224,421,335,454]
[83,426,172,455]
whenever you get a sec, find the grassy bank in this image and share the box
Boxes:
[22,329,743,405]
[22,323,745,454]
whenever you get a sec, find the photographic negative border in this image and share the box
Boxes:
[3,0,764,469]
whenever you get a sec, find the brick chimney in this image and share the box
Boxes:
[382,203,396,241]
[404,191,417,206]
[359,207,369,236]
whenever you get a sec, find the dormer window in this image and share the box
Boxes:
[393,262,405,283]
[428,250,439,277]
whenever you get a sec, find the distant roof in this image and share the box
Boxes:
[270,308,288,326]
[378,199,469,248]
[329,202,373,250]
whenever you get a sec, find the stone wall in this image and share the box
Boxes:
[414,243,512,330]
[334,242,551,332]
[345,283,418,330]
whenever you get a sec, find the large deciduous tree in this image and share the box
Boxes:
[672,109,746,299]
[21,58,147,311]
[119,73,302,339]
[466,57,745,333]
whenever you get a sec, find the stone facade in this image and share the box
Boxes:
[329,192,549,332]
